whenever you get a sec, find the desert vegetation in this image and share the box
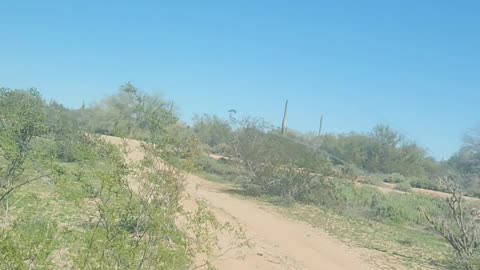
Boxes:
[0,85,247,269]
[1,84,480,269]
[192,112,480,269]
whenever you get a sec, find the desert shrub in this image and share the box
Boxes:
[232,153,337,206]
[211,142,232,155]
[396,181,413,192]
[464,185,480,198]
[384,173,406,184]
[425,180,480,270]
[316,125,439,178]
[192,114,232,148]
[194,155,241,181]
[373,201,406,223]
[227,117,437,221]
[0,88,48,220]
[259,167,331,203]
[409,177,446,192]
[371,193,444,225]
[44,101,84,162]
[365,174,388,185]
[229,117,335,199]
[305,178,359,211]
[84,83,174,138]
[0,220,58,269]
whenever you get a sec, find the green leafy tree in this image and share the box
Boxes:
[449,128,480,196]
[86,83,171,138]
[316,125,437,177]
[0,88,48,220]
[192,114,232,150]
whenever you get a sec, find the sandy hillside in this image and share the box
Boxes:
[104,135,402,270]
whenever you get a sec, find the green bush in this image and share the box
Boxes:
[364,174,388,185]
[370,193,444,225]
[396,181,413,192]
[409,177,445,192]
[212,142,232,155]
[373,203,406,223]
[194,155,242,181]
[306,178,357,211]
[0,220,58,269]
[192,114,232,147]
[384,173,406,183]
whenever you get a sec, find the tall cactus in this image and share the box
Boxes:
[281,99,288,135]
[318,115,323,136]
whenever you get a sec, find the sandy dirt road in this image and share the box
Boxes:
[104,136,384,270]
[184,174,376,270]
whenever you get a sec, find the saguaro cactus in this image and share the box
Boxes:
[281,100,288,135]
[318,115,323,136]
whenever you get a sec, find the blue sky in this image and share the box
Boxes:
[1,1,479,159]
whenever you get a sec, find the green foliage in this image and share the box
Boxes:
[194,155,242,183]
[83,83,173,138]
[211,142,231,155]
[227,117,337,203]
[317,125,439,178]
[448,129,480,197]
[449,130,480,175]
[370,193,441,224]
[3,84,475,269]
[396,181,413,192]
[0,88,47,168]
[71,109,195,269]
[0,85,247,269]
[44,101,87,162]
[193,114,232,149]
[410,177,445,192]
[0,220,58,269]
[0,88,47,144]
[231,118,332,174]
[383,172,406,183]
[209,117,450,230]
[0,88,48,220]
[72,143,192,269]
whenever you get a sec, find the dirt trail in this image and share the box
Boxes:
[104,136,387,270]
[185,174,378,270]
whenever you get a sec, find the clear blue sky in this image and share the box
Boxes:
[1,1,479,159]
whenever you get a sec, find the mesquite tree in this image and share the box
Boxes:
[0,88,47,221]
